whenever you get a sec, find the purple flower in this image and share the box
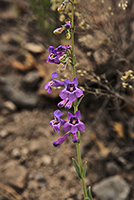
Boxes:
[50,110,66,133]
[46,46,60,64]
[46,45,70,64]
[59,77,83,101]
[63,111,85,134]
[53,132,69,146]
[64,21,71,29]
[44,72,64,94]
[53,131,79,147]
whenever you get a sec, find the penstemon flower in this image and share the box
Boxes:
[50,110,66,133]
[63,111,85,134]
[59,77,83,101]
[46,45,70,64]
[44,72,64,94]
[53,132,69,146]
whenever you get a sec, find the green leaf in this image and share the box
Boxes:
[82,161,87,178]
[84,198,90,200]
[72,158,81,179]
[87,186,92,200]
[76,94,84,108]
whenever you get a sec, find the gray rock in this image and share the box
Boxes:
[22,71,41,89]
[93,176,130,200]
[4,161,27,189]
[106,162,121,176]
[0,76,38,108]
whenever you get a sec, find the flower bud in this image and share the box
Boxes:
[53,27,65,35]
[66,32,71,40]
[57,4,64,12]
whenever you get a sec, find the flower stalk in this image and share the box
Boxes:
[70,1,89,199]
[44,0,93,199]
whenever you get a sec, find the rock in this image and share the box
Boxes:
[106,162,121,176]
[34,172,46,182]
[0,130,10,138]
[29,140,40,152]
[93,176,130,200]
[22,71,42,89]
[41,155,52,165]
[0,76,39,108]
[4,161,27,189]
[11,148,21,159]
[3,101,16,111]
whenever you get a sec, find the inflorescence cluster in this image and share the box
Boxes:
[44,0,85,147]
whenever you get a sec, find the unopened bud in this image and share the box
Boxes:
[57,4,64,12]
[53,27,65,35]
[66,32,71,40]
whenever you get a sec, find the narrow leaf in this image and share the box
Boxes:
[72,158,81,179]
[83,161,87,178]
[84,198,90,200]
[87,186,92,200]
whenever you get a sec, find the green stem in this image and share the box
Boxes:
[76,139,88,199]
[71,1,87,199]
[71,0,75,78]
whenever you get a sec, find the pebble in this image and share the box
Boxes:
[41,155,52,165]
[0,130,10,138]
[93,175,130,200]
[3,101,16,111]
[34,172,46,182]
[11,148,21,159]
[4,161,27,189]
[22,71,41,89]
[106,161,121,175]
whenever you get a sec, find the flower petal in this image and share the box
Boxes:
[53,132,69,147]
[54,57,60,64]
[47,87,52,94]
[63,121,71,132]
[72,133,79,143]
[53,79,64,87]
[59,89,68,99]
[70,125,78,134]
[67,112,73,120]
[64,79,71,88]
[75,88,83,98]
[54,110,63,118]
[78,121,85,132]
[52,72,59,79]
[74,110,81,120]
[48,46,54,53]
[65,100,73,109]
[72,77,78,87]
[58,99,68,108]
[68,93,77,101]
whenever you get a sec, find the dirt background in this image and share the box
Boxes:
[0,0,134,200]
